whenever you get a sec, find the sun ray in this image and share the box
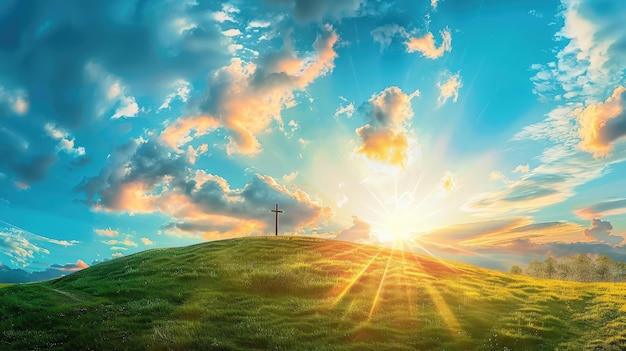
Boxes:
[332,249,384,306]
[367,249,394,321]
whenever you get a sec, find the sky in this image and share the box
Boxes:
[1,0,626,280]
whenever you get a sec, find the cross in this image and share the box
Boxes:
[271,202,283,236]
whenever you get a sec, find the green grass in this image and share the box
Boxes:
[1,236,625,350]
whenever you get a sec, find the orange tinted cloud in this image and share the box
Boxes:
[574,199,626,220]
[172,25,340,156]
[94,227,119,237]
[405,28,451,59]
[354,86,419,169]
[578,85,626,158]
[355,126,409,167]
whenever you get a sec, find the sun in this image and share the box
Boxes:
[372,211,416,242]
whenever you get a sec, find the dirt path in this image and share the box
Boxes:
[47,287,84,302]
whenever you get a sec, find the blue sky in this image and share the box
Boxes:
[1,0,626,278]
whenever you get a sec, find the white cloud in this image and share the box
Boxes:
[44,123,86,157]
[159,80,191,111]
[222,28,242,37]
[334,101,355,119]
[247,20,271,29]
[437,73,462,106]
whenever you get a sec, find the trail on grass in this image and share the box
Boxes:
[47,287,84,302]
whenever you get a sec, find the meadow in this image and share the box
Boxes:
[1,236,625,350]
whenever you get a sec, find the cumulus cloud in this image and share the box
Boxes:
[355,126,410,167]
[437,73,462,106]
[405,28,452,59]
[0,0,228,186]
[584,219,624,245]
[354,86,419,169]
[335,216,372,242]
[574,199,626,220]
[174,25,339,156]
[44,123,86,157]
[78,139,332,238]
[578,85,626,158]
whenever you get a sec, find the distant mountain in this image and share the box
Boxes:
[0,260,88,283]
[1,237,625,350]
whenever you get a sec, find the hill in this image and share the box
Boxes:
[1,236,625,350]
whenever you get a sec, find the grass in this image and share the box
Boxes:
[1,236,625,350]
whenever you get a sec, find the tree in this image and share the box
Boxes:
[510,265,523,275]
[573,254,594,282]
[595,255,615,282]
[526,260,544,278]
[543,257,557,279]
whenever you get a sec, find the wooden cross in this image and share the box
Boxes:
[271,202,283,236]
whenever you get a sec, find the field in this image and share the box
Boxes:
[1,236,625,350]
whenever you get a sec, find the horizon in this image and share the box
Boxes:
[1,0,626,281]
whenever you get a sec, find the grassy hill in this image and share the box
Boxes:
[1,236,625,350]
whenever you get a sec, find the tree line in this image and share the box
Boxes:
[510,254,626,282]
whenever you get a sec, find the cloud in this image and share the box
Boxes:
[437,73,462,106]
[0,0,228,186]
[141,238,154,245]
[94,228,119,237]
[112,252,124,258]
[575,199,626,219]
[52,260,89,271]
[222,28,242,37]
[109,82,139,119]
[489,171,506,181]
[578,85,626,158]
[414,217,611,270]
[355,126,410,167]
[248,20,272,29]
[158,80,191,111]
[371,24,407,50]
[513,164,530,173]
[282,171,298,183]
[268,0,366,23]
[439,171,456,192]
[78,139,333,238]
[583,219,624,245]
[0,259,88,283]
[160,116,220,153]
[335,216,372,242]
[354,86,419,169]
[431,0,440,10]
[43,123,86,157]
[0,220,78,267]
[484,0,626,217]
[334,101,356,119]
[181,24,339,156]
[405,28,452,59]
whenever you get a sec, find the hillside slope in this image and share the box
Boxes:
[1,236,625,350]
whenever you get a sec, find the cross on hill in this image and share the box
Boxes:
[271,202,283,236]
